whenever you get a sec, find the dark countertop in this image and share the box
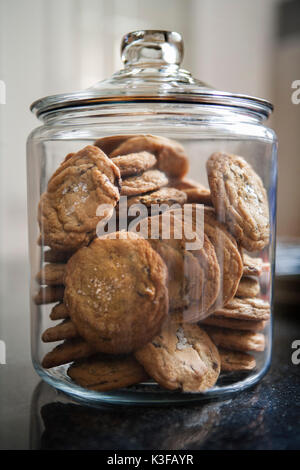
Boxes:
[0,259,300,450]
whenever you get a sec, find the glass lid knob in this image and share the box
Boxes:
[121,30,184,67]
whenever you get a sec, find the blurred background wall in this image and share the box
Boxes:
[0,0,299,263]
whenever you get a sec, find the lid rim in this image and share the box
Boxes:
[31,91,273,119]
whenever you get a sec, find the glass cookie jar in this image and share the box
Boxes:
[27,30,277,404]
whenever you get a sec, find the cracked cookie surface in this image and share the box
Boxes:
[64,234,169,354]
[207,152,270,251]
[135,314,220,392]
[38,145,121,251]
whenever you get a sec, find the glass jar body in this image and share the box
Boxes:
[27,103,277,404]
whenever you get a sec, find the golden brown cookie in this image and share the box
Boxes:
[200,315,266,332]
[172,179,212,206]
[64,234,169,354]
[236,276,260,298]
[50,302,70,320]
[94,134,136,156]
[67,355,148,392]
[111,151,157,177]
[121,169,168,196]
[34,286,64,305]
[110,134,189,178]
[206,152,270,251]
[136,211,220,320]
[213,297,270,321]
[127,187,187,210]
[242,252,263,277]
[38,145,121,252]
[203,326,265,352]
[36,263,66,286]
[42,320,78,343]
[148,239,203,312]
[44,249,74,263]
[203,207,243,309]
[219,348,256,371]
[166,208,221,319]
[135,314,220,392]
[42,338,96,369]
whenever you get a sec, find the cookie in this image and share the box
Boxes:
[136,211,220,320]
[127,187,187,210]
[203,207,243,309]
[120,169,168,196]
[38,145,121,252]
[135,314,220,392]
[110,134,189,178]
[236,276,260,298]
[44,249,73,263]
[148,239,203,312]
[213,297,270,321]
[183,187,212,206]
[242,253,263,277]
[172,179,212,206]
[34,286,64,305]
[50,302,70,320]
[200,315,266,332]
[219,349,256,371]
[42,320,78,343]
[203,326,265,352]
[94,134,136,156]
[167,208,221,319]
[42,338,96,369]
[111,151,157,177]
[36,263,66,286]
[64,234,169,354]
[67,355,148,392]
[206,152,270,251]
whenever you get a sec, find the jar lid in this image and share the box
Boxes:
[31,30,273,119]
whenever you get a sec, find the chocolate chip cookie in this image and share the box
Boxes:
[206,152,270,251]
[67,355,148,392]
[110,134,189,178]
[38,145,121,251]
[236,276,260,298]
[219,348,256,371]
[111,151,157,177]
[64,234,169,354]
[36,263,66,286]
[135,314,220,392]
[203,326,265,352]
[120,169,168,196]
[213,297,270,321]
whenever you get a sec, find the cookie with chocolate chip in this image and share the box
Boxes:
[206,152,270,251]
[110,134,189,178]
[67,355,148,392]
[38,145,121,252]
[135,314,220,392]
[121,169,168,196]
[111,151,157,177]
[64,233,169,354]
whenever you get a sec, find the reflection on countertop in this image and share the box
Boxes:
[28,308,300,450]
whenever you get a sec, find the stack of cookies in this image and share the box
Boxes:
[35,135,271,394]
